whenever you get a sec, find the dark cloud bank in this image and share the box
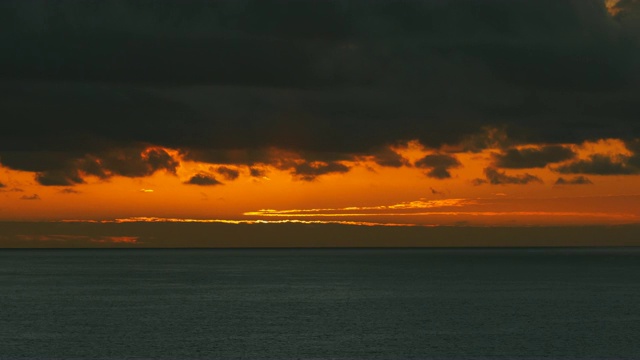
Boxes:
[1,0,640,183]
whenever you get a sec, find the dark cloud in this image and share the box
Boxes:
[20,194,41,200]
[293,162,350,181]
[555,154,640,175]
[85,147,179,178]
[2,146,179,186]
[415,154,461,179]
[249,167,266,178]
[478,167,543,185]
[1,0,640,178]
[216,166,240,181]
[458,127,512,153]
[0,182,5,188]
[371,148,408,168]
[493,145,576,168]
[627,138,640,153]
[59,188,81,194]
[181,148,287,167]
[555,176,593,185]
[471,178,488,186]
[35,170,84,186]
[625,139,640,168]
[185,174,222,186]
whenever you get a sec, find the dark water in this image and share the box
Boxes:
[1,248,640,359]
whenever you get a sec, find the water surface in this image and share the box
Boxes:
[1,248,639,359]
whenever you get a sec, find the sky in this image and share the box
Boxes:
[1,0,640,247]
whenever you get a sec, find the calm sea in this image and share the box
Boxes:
[1,248,639,359]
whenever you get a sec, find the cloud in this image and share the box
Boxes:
[415,154,461,179]
[1,0,639,179]
[3,146,179,186]
[216,166,240,181]
[555,176,593,185]
[478,167,543,185]
[249,167,266,177]
[59,188,81,194]
[293,161,350,181]
[20,194,41,200]
[35,170,84,186]
[0,187,24,193]
[371,148,408,168]
[0,182,4,188]
[625,139,640,168]
[185,174,222,186]
[555,154,640,175]
[493,145,576,168]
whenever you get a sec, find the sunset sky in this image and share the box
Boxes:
[1,0,640,247]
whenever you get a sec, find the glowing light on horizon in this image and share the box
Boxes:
[244,198,476,216]
[245,210,638,220]
[60,217,417,227]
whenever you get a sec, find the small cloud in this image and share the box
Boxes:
[555,176,593,185]
[249,167,266,177]
[293,161,350,181]
[59,188,81,194]
[0,182,5,188]
[139,189,154,193]
[216,166,240,181]
[0,187,24,193]
[414,154,461,179]
[430,187,444,195]
[471,178,488,186]
[185,174,222,186]
[372,147,408,168]
[20,194,41,200]
[482,167,543,185]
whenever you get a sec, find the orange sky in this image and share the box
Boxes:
[2,138,639,226]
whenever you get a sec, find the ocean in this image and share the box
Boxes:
[1,248,639,359]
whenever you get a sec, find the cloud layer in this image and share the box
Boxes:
[1,0,639,182]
